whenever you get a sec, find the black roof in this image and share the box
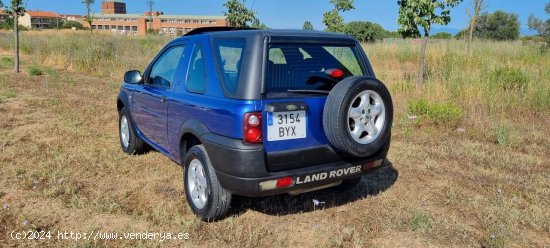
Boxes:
[179,27,357,44]
[183,27,258,36]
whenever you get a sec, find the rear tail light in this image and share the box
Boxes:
[363,159,384,170]
[259,177,294,191]
[243,112,262,144]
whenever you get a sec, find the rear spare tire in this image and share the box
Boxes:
[323,77,393,157]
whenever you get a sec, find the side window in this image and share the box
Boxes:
[213,39,245,94]
[323,46,363,75]
[268,48,286,64]
[148,45,185,88]
[186,44,207,93]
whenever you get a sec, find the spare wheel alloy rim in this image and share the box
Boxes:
[346,90,386,144]
[187,159,208,209]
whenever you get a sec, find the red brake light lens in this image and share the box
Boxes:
[243,112,262,144]
[276,177,293,188]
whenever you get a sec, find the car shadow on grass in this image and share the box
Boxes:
[230,161,398,216]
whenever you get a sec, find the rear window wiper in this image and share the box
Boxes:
[287,89,330,94]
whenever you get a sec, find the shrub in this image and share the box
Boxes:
[61,21,84,30]
[432,32,453,39]
[488,66,528,91]
[454,29,468,39]
[28,66,44,76]
[409,99,464,126]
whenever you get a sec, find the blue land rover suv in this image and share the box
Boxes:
[117,27,393,221]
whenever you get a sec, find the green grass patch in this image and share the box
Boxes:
[408,98,464,126]
[494,124,516,148]
[410,212,433,232]
[488,66,528,91]
[0,90,16,103]
[532,87,550,109]
[44,67,58,77]
[0,56,13,68]
[28,66,44,76]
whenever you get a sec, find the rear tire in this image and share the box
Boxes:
[184,145,231,221]
[119,107,148,155]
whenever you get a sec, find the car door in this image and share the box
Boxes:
[132,44,186,150]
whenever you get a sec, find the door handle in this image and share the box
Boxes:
[161,96,167,102]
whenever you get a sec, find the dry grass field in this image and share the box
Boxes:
[0,31,549,247]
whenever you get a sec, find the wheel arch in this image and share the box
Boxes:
[117,91,139,133]
[178,119,210,164]
[117,91,130,111]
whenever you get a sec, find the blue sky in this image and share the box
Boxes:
[25,0,548,34]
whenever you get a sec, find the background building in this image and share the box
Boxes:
[61,14,84,23]
[83,0,227,35]
[101,0,127,14]
[87,12,226,35]
[20,11,62,29]
[14,0,226,35]
[0,10,10,22]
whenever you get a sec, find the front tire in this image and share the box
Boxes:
[119,107,148,155]
[184,145,231,221]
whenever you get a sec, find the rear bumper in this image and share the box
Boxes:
[216,158,390,197]
[201,133,390,197]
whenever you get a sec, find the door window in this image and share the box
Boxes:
[148,45,186,88]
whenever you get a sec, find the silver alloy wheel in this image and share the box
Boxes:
[120,115,130,148]
[347,90,386,144]
[187,159,208,209]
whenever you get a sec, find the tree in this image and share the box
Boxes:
[475,11,520,40]
[303,21,314,30]
[2,0,26,73]
[223,0,255,28]
[528,2,550,42]
[62,20,84,30]
[343,21,387,42]
[323,0,354,33]
[82,0,95,33]
[146,28,159,35]
[51,19,65,29]
[397,0,463,88]
[431,31,453,39]
[467,0,484,57]
[251,18,268,29]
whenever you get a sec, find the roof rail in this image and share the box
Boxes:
[183,27,257,36]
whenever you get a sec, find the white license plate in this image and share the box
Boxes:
[267,111,307,141]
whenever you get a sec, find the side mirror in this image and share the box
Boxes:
[124,70,143,84]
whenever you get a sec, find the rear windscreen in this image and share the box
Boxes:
[265,44,364,93]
